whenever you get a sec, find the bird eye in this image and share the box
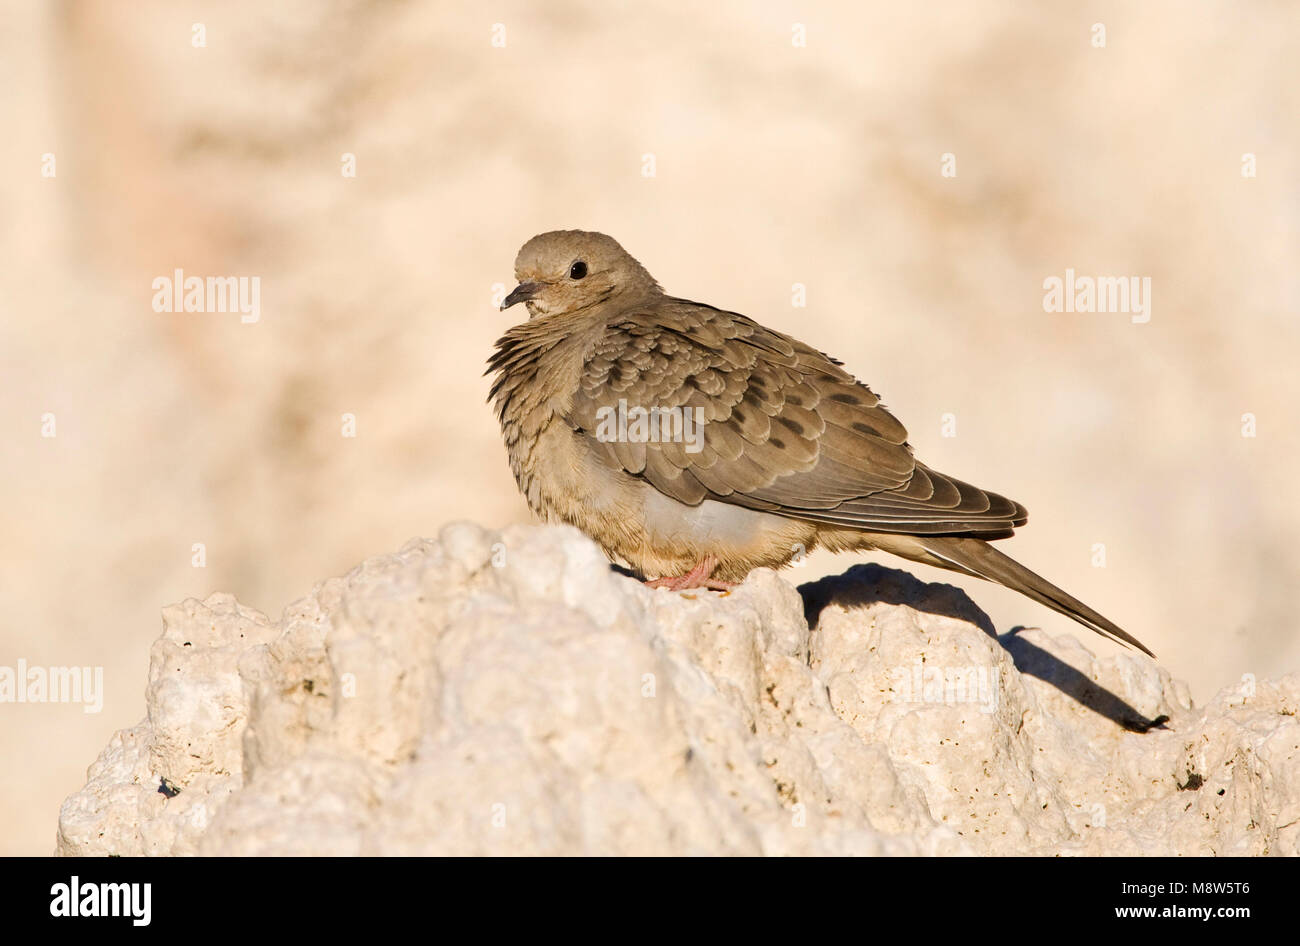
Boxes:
[569,261,588,280]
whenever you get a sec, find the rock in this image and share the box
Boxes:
[56,524,1300,856]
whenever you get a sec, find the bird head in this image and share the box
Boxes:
[501,230,660,318]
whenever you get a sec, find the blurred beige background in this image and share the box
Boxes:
[2,1,1297,855]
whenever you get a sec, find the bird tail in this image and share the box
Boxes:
[890,534,1154,657]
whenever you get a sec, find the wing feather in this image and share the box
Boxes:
[565,300,1027,536]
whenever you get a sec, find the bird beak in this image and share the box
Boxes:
[501,281,540,311]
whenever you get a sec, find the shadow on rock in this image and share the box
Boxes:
[798,563,997,637]
[797,563,1169,733]
[1001,629,1170,734]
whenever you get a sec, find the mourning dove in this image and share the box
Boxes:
[488,230,1152,656]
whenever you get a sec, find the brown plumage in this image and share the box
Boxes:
[487,230,1153,656]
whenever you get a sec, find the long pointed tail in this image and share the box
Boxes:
[901,535,1154,657]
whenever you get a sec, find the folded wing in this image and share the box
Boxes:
[566,299,1027,536]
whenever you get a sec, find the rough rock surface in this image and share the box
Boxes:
[57,524,1300,856]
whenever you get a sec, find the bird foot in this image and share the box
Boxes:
[643,557,736,592]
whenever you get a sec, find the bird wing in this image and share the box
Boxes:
[565,299,1027,535]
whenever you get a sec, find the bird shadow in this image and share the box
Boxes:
[999,630,1169,734]
[799,563,998,637]
[796,563,1169,734]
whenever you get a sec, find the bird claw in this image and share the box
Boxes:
[643,558,736,593]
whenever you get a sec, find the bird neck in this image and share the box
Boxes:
[487,311,601,424]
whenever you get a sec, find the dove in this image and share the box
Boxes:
[488,230,1152,656]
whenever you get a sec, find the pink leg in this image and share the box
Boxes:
[643,556,736,592]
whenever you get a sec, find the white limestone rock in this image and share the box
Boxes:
[56,523,1300,856]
